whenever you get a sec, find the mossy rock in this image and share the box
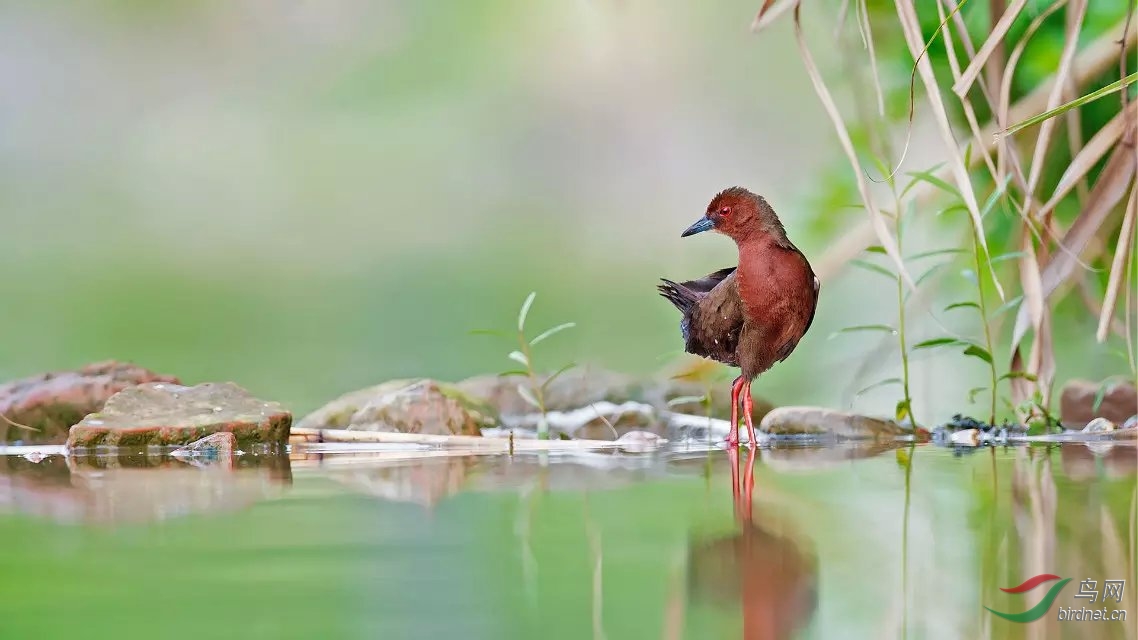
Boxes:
[298,379,496,436]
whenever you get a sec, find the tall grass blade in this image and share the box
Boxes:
[1024,0,1088,198]
[952,0,1028,97]
[998,72,1138,139]
[894,0,1004,299]
[1013,125,1138,348]
[1097,187,1137,342]
[793,3,916,290]
[1039,101,1136,220]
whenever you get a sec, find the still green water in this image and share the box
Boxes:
[0,443,1134,640]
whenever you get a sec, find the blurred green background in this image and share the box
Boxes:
[0,1,1127,422]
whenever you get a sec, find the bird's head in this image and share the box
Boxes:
[681,186,787,244]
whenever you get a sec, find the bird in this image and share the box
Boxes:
[658,187,819,447]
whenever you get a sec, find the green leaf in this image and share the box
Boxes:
[1092,379,1118,413]
[895,447,911,468]
[999,371,1038,382]
[667,395,709,407]
[516,384,541,409]
[850,259,898,280]
[895,399,911,422]
[912,337,963,350]
[980,174,1013,218]
[518,291,537,331]
[530,322,576,346]
[935,204,969,217]
[968,386,988,403]
[992,295,1024,318]
[906,169,961,199]
[999,72,1138,138]
[497,370,530,378]
[865,245,887,254]
[856,378,903,397]
[469,328,507,337]
[900,162,946,199]
[540,362,577,393]
[508,350,529,367]
[944,301,981,312]
[907,247,967,260]
[829,324,896,339]
[989,251,1026,264]
[913,262,951,288]
[962,344,993,364]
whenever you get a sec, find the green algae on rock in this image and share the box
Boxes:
[66,382,290,449]
[0,361,180,445]
[297,379,495,436]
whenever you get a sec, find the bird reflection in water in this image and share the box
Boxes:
[686,448,818,639]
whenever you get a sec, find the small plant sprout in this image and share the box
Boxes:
[472,291,576,440]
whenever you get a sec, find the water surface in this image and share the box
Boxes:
[0,442,1133,639]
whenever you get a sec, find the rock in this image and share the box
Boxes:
[502,400,658,440]
[456,365,774,425]
[1081,417,1115,433]
[663,411,768,445]
[615,430,666,453]
[298,379,495,436]
[455,366,636,417]
[66,382,290,449]
[0,361,179,445]
[759,406,906,439]
[171,432,238,465]
[1123,415,1137,431]
[950,428,980,446]
[645,379,775,425]
[1060,379,1138,427]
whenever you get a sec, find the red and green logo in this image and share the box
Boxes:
[986,574,1072,623]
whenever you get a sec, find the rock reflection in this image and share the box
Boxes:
[0,449,290,525]
[686,448,818,640]
[293,447,677,506]
[320,454,475,507]
[1059,442,1137,481]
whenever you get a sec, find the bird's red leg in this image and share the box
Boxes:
[728,446,741,512]
[726,376,745,447]
[742,380,758,449]
[741,445,756,522]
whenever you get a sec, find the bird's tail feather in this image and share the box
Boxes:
[658,278,698,314]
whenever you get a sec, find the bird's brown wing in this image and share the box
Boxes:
[685,270,745,367]
[680,267,736,293]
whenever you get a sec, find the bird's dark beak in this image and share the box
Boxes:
[681,215,714,237]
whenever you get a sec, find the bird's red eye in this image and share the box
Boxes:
[719,206,731,216]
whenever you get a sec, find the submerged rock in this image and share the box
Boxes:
[759,406,905,439]
[171,432,239,467]
[0,361,179,445]
[297,379,495,436]
[1060,379,1138,426]
[66,382,290,449]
